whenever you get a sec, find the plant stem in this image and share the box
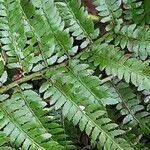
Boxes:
[101,76,113,84]
[0,34,108,94]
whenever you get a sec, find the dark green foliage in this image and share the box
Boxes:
[0,0,150,149]
[144,0,150,24]
[104,81,150,135]
[122,0,144,24]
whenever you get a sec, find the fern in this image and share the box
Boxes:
[40,69,133,150]
[111,24,150,60]
[0,87,67,149]
[81,43,150,90]
[104,81,150,134]
[93,0,122,23]
[21,84,75,149]
[122,0,144,24]
[0,0,27,71]
[56,0,99,48]
[28,0,77,55]
[0,0,150,149]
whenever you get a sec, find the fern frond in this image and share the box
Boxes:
[0,0,150,148]
[112,24,150,60]
[19,84,76,149]
[81,43,150,90]
[42,85,133,149]
[21,8,54,72]
[21,0,77,70]
[40,60,108,108]
[39,64,134,150]
[93,0,122,23]
[122,0,144,24]
[105,81,150,135]
[0,132,16,150]
[56,0,99,49]
[0,89,64,149]
[0,0,27,71]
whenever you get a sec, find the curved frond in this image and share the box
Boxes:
[122,0,144,24]
[81,43,150,90]
[104,81,150,135]
[39,63,134,150]
[56,0,99,48]
[93,0,122,23]
[112,24,150,60]
[0,89,64,149]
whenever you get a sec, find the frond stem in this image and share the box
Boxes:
[0,34,108,94]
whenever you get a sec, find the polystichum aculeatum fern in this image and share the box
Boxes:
[0,0,150,149]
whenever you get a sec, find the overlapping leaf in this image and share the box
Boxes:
[56,0,99,48]
[93,0,122,23]
[39,62,134,150]
[104,81,150,135]
[123,0,144,24]
[81,43,150,90]
[0,88,65,150]
[112,24,150,60]
[21,0,77,72]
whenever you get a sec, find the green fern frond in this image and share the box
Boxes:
[81,43,150,90]
[21,0,77,67]
[122,0,144,24]
[39,64,135,150]
[0,132,16,150]
[112,24,150,60]
[19,84,76,149]
[0,0,150,149]
[93,0,122,23]
[0,89,65,149]
[56,0,99,49]
[40,60,108,108]
[104,81,150,135]
[41,83,133,150]
[0,0,27,71]
[21,7,54,72]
